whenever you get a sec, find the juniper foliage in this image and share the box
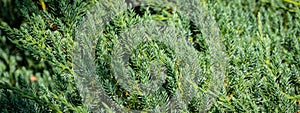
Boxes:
[0,0,299,113]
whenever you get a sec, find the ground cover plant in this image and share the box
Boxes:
[0,0,299,112]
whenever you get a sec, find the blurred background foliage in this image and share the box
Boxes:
[0,0,299,112]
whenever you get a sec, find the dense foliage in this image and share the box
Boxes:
[0,0,299,112]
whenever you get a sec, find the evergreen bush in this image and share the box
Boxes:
[0,0,299,112]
